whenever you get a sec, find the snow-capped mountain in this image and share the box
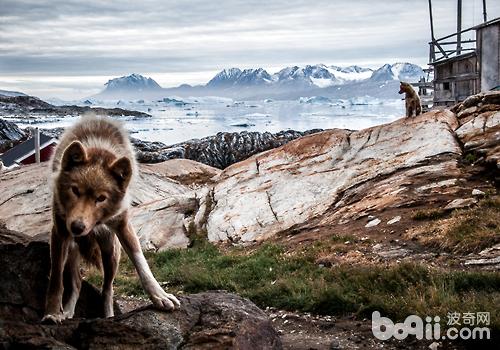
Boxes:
[370,63,424,82]
[391,62,425,82]
[104,73,161,91]
[207,68,273,87]
[237,68,273,86]
[93,73,162,99]
[274,65,338,88]
[207,68,243,87]
[207,64,377,90]
[91,62,425,100]
[329,65,373,82]
[207,63,408,90]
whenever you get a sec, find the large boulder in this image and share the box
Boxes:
[2,93,499,248]
[0,226,117,322]
[0,292,282,349]
[454,91,500,169]
[0,160,217,250]
[195,94,500,244]
[0,227,282,350]
[202,110,463,242]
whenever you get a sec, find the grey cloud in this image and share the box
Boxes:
[0,0,499,98]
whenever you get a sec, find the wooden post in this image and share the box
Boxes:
[482,0,487,22]
[428,0,435,41]
[456,0,462,55]
[35,127,40,163]
[428,0,436,63]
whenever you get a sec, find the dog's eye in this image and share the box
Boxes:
[71,186,80,197]
[96,195,107,203]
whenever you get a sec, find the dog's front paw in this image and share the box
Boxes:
[149,288,180,311]
[41,313,67,324]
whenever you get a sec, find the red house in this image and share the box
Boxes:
[0,133,57,168]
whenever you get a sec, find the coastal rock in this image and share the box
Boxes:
[387,216,401,225]
[365,218,381,228]
[1,292,282,350]
[197,93,499,244]
[0,118,25,152]
[456,111,500,168]
[1,92,499,250]
[0,227,282,349]
[0,227,117,322]
[472,189,486,196]
[0,160,207,250]
[444,198,478,210]
[140,159,221,186]
[204,110,462,242]
[464,256,500,266]
[0,95,151,118]
[134,129,323,169]
[372,243,409,259]
[4,125,321,170]
[455,91,500,168]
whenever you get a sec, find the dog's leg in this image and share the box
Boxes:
[62,242,81,319]
[110,213,180,311]
[43,222,71,323]
[406,105,413,118]
[97,230,120,318]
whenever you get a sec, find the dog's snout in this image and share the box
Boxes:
[70,221,86,236]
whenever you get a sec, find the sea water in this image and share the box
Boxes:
[9,98,405,146]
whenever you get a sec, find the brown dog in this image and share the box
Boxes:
[399,82,422,117]
[42,116,180,323]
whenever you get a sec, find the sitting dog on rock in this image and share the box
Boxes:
[399,81,422,117]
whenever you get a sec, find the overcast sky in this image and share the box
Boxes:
[1,0,499,99]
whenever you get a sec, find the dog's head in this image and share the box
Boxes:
[399,82,412,94]
[56,141,132,237]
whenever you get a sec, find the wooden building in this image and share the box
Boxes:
[428,0,500,106]
[0,133,57,168]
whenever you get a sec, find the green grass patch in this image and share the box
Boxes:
[412,209,448,221]
[88,239,500,331]
[463,152,478,165]
[410,196,500,253]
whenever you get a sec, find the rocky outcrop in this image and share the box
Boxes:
[453,91,500,170]
[0,228,282,349]
[133,129,323,168]
[0,118,25,152]
[2,121,320,169]
[141,159,221,186]
[1,92,499,251]
[202,110,463,242]
[192,92,499,244]
[0,226,118,322]
[0,95,151,118]
[0,160,219,250]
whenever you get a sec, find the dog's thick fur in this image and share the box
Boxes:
[43,116,179,323]
[399,82,422,117]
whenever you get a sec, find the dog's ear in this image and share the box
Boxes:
[61,141,87,170]
[109,157,132,189]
